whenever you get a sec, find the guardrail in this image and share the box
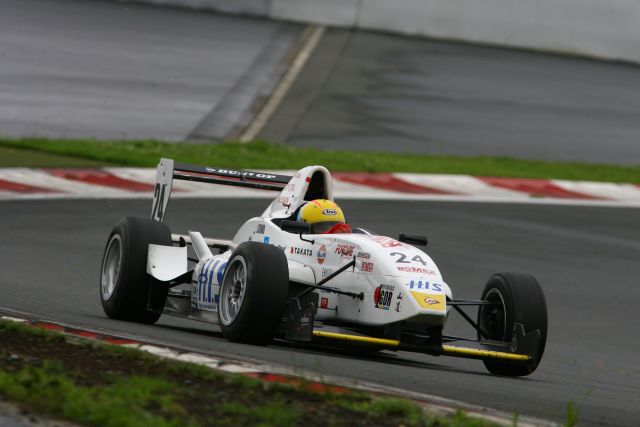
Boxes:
[123,0,640,64]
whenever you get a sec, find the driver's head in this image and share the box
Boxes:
[297,199,350,234]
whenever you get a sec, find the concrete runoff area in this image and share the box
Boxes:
[0,198,638,426]
[0,0,302,141]
[260,29,640,165]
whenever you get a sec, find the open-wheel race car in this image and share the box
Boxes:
[100,159,548,376]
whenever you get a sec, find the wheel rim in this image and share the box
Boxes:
[219,256,247,326]
[101,234,122,301]
[479,288,507,340]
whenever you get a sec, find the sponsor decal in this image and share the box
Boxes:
[390,252,427,265]
[196,259,227,307]
[410,292,445,311]
[263,236,270,244]
[335,244,354,257]
[285,183,295,192]
[395,292,403,312]
[321,268,334,278]
[356,251,371,259]
[373,284,394,310]
[278,196,289,207]
[322,208,337,216]
[368,236,403,248]
[256,224,265,234]
[290,247,312,256]
[320,297,329,309]
[205,167,277,180]
[317,245,327,264]
[397,266,437,275]
[361,261,374,272]
[407,280,442,292]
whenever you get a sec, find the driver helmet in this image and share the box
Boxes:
[297,199,351,234]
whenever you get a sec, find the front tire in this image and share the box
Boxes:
[477,272,547,376]
[100,217,171,324]
[219,242,289,345]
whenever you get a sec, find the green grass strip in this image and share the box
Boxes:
[1,138,638,183]
[0,319,501,427]
[0,364,183,427]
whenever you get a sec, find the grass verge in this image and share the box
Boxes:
[0,320,498,427]
[0,146,110,168]
[1,138,638,183]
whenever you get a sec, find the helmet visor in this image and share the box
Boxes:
[310,221,341,234]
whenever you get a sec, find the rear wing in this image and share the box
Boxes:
[151,158,292,222]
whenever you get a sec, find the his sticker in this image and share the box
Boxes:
[373,284,394,310]
[256,224,265,234]
[321,268,334,278]
[320,297,329,309]
[197,259,227,307]
[263,236,270,244]
[317,245,327,264]
[407,280,442,292]
[410,292,445,311]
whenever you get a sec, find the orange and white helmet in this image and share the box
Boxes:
[297,199,350,234]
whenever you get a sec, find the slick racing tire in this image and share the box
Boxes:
[218,242,289,345]
[100,217,171,324]
[477,272,547,377]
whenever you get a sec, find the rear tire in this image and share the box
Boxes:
[218,242,289,345]
[477,272,547,376]
[100,217,171,324]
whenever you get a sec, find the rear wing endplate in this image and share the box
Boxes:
[151,158,292,222]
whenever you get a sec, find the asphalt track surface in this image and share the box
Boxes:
[3,0,640,165]
[0,0,301,141]
[260,29,640,165]
[1,198,639,425]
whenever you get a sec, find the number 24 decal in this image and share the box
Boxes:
[151,183,166,221]
[390,252,427,266]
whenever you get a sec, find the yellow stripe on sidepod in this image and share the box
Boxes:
[313,331,400,347]
[311,331,531,361]
[441,345,530,361]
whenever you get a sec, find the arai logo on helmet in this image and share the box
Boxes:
[317,245,327,264]
[322,208,337,216]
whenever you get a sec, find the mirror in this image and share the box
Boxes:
[398,233,428,246]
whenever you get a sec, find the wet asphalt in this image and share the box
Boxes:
[1,198,638,426]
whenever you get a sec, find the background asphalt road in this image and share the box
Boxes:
[0,0,301,141]
[260,29,640,164]
[2,0,639,165]
[1,198,638,426]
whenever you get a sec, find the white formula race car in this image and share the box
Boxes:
[100,159,548,376]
